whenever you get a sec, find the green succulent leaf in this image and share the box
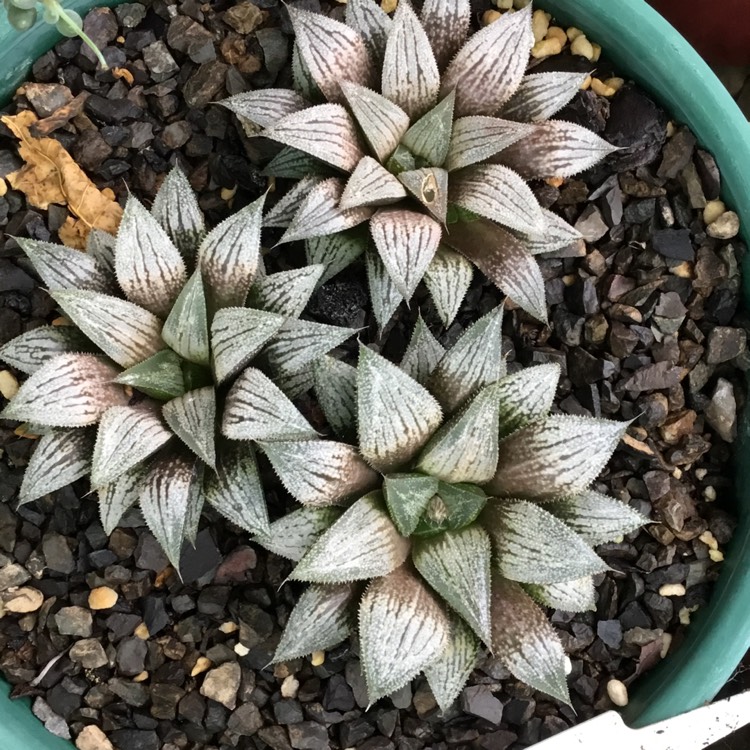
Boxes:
[162,387,217,468]
[262,147,328,179]
[221,88,308,129]
[86,229,116,276]
[445,116,533,172]
[359,566,449,703]
[423,246,473,329]
[248,265,324,319]
[413,525,492,645]
[386,143,416,175]
[524,577,596,613]
[483,500,609,584]
[211,307,284,384]
[182,463,205,545]
[424,614,478,712]
[19,428,94,505]
[115,196,187,318]
[16,237,111,293]
[441,4,532,117]
[265,177,323,228]
[161,270,210,367]
[222,367,318,442]
[50,290,165,369]
[340,156,408,210]
[488,415,628,500]
[273,583,357,663]
[1,354,125,428]
[151,167,206,260]
[254,506,342,562]
[114,350,186,401]
[98,464,148,536]
[291,493,410,583]
[306,231,368,287]
[199,193,265,308]
[259,439,379,507]
[400,314,444,386]
[345,0,392,59]
[0,326,94,375]
[401,91,455,167]
[292,43,320,102]
[517,208,583,256]
[428,305,504,414]
[383,473,439,537]
[312,356,358,440]
[545,490,650,546]
[398,167,449,224]
[496,363,560,438]
[91,405,172,487]
[501,71,590,123]
[204,441,269,536]
[420,0,470,69]
[414,482,487,536]
[365,250,403,332]
[357,345,443,474]
[490,575,570,705]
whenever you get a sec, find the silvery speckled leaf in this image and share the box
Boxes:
[345,0,392,60]
[417,383,501,485]
[484,500,609,584]
[401,91,455,166]
[17,237,111,293]
[265,105,365,172]
[91,405,172,487]
[450,165,544,235]
[397,168,449,224]
[162,387,217,468]
[413,525,492,645]
[211,307,284,384]
[114,196,187,318]
[114,350,185,402]
[382,1,440,120]
[274,583,357,663]
[545,490,649,546]
[292,42,319,101]
[366,250,403,331]
[313,356,358,440]
[400,315,444,386]
[161,270,209,366]
[359,566,449,703]
[488,415,628,500]
[86,229,116,276]
[272,368,316,401]
[182,462,205,546]
[139,453,197,570]
[420,0,470,69]
[341,81,410,163]
[423,246,473,329]
[50,290,164,369]
[518,208,584,256]
[255,505,342,562]
[440,4,533,117]
[222,367,318,442]
[262,147,328,179]
[524,577,596,613]
[445,116,533,172]
[424,614,478,712]
[279,178,373,245]
[1,354,125,427]
[357,345,443,474]
[248,265,325,319]
[19,428,94,505]
[383,473,439,537]
[501,71,590,123]
[428,305,504,414]
[151,168,206,260]
[306,231,368,287]
[265,177,323,228]
[340,157,407,210]
[496,120,618,179]
[222,88,308,130]
[0,326,94,375]
[291,493,410,583]
[204,441,269,536]
[259,439,379,507]
[496,363,560,438]
[490,575,570,705]
[288,7,374,102]
[370,208,442,299]
[199,193,265,309]
[98,464,148,536]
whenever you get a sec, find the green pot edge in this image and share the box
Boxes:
[1,0,749,741]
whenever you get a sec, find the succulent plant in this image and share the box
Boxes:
[222,0,616,328]
[0,169,358,568]
[254,308,647,707]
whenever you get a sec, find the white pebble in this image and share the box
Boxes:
[699,530,718,550]
[607,679,629,707]
[311,650,325,666]
[703,200,726,225]
[570,34,595,60]
[658,583,686,597]
[234,643,250,657]
[281,674,299,699]
[704,485,717,502]
[695,468,708,480]
[707,210,740,240]
[0,371,19,400]
[660,633,673,659]
[566,26,584,41]
[563,655,572,675]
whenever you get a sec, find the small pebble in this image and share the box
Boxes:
[563,656,572,675]
[604,77,625,92]
[545,26,567,45]
[0,370,19,399]
[532,9,550,41]
[591,43,602,61]
[200,661,241,709]
[660,633,673,658]
[69,639,108,669]
[704,486,717,502]
[703,199,726,225]
[591,78,618,98]
[495,0,513,8]
[606,679,629,707]
[699,530,719,550]
[709,549,724,562]
[132,671,149,682]
[483,9,501,24]
[566,26,584,40]
[381,0,397,12]
[234,643,250,656]
[311,651,325,666]
[0,178,6,197]
[707,210,740,239]
[531,37,563,57]
[219,621,239,634]
[570,34,595,59]
[281,675,300,699]
[659,583,686,597]
[191,656,212,677]
[4,586,44,613]
[134,622,150,639]
[89,586,118,610]
[76,725,114,750]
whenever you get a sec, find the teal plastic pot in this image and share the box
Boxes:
[1,0,750,744]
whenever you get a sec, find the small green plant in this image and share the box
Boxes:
[0,169,357,568]
[3,0,108,70]
[223,0,616,328]
[255,309,646,707]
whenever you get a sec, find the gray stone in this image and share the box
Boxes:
[288,721,330,749]
[657,126,696,179]
[624,362,682,393]
[109,677,149,706]
[256,27,289,75]
[55,606,93,637]
[651,228,694,261]
[705,377,737,442]
[0,562,30,591]
[116,636,148,676]
[150,683,185,720]
[574,204,609,242]
[184,61,229,108]
[135,533,169,572]
[109,730,159,750]
[115,2,146,27]
[32,698,71,740]
[200,661,241,709]
[390,683,411,709]
[706,327,746,364]
[70,639,108,669]
[502,697,535,725]
[24,83,73,118]
[274,698,304,725]
[460,685,503,724]
[228,702,263,736]
[596,619,623,649]
[42,532,75,574]
[143,41,179,82]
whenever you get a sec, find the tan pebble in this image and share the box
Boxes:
[531,37,563,58]
[133,671,149,682]
[703,199,726,225]
[580,75,592,90]
[5,586,44,613]
[591,43,601,61]
[154,566,174,588]
[116,35,125,43]
[666,121,677,138]
[566,26,584,41]
[219,621,239,634]
[380,0,397,12]
[660,633,673,658]
[606,679,629,707]
[0,370,19,400]
[699,530,719,550]
[695,468,708,480]
[659,583,686,597]
[570,34,595,60]
[88,586,118,610]
[604,77,625,92]
[18,613,36,632]
[76,724,115,750]
[191,656,212,677]
[561,273,577,286]
[281,674,300,699]
[590,78,618,98]
[704,485,717,502]
[707,210,740,240]
[494,0,513,8]
[709,549,725,562]
[234,643,250,657]
[545,26,567,45]
[546,176,565,188]
[311,650,325,666]
[52,316,72,326]
[134,622,150,640]
[221,186,237,202]
[274,662,292,679]
[679,606,698,625]
[671,261,693,279]
[532,9,550,41]
[672,467,683,479]
[483,9,501,25]
[0,178,6,198]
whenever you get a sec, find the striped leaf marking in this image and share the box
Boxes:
[151,167,206,260]
[0,326,94,375]
[501,71,590,123]
[419,0,470,70]
[248,265,325,319]
[86,229,116,276]
[399,314,444,387]
[274,368,315,401]
[161,270,210,367]
[312,356,358,440]
[1,354,126,428]
[262,147,328,179]
[401,91,455,167]
[163,387,217,468]
[345,0,392,59]
[182,463,205,545]
[291,493,410,583]
[524,577,596,614]
[496,363,560,438]
[221,88,308,129]
[365,249,403,332]
[516,207,583,256]
[398,167,449,224]
[114,350,185,402]
[259,439,379,507]
[422,246,473,329]
[383,473,439,537]
[414,482,487,536]
[340,157,407,210]
[445,116,533,172]
[305,231,368,287]
[51,290,164,369]
[292,42,319,102]
[265,177,323,228]
[254,506,342,562]
[98,464,148,536]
